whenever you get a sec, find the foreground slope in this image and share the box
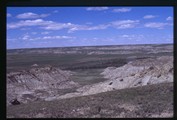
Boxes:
[7,82,173,118]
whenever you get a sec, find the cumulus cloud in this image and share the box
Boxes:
[86,7,109,11]
[20,28,31,30]
[7,18,141,33]
[69,20,139,32]
[166,16,173,21]
[111,20,139,29]
[16,12,50,19]
[20,34,75,41]
[143,15,157,19]
[7,13,12,17]
[41,22,75,30]
[118,34,144,41]
[28,37,41,41]
[7,17,110,32]
[7,19,54,29]
[113,8,131,13]
[69,19,139,32]
[144,22,172,29]
[121,34,144,38]
[68,24,109,33]
[22,34,30,40]
[42,36,75,40]
[7,19,78,31]
[87,24,109,30]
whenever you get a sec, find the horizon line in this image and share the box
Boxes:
[7,43,173,50]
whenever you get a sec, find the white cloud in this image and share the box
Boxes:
[86,7,109,11]
[22,34,30,40]
[68,24,109,33]
[113,8,131,13]
[7,19,77,30]
[20,28,31,30]
[7,18,140,33]
[111,20,139,29]
[68,20,139,33]
[41,22,75,30]
[144,22,172,29]
[68,20,139,32]
[121,34,129,38]
[166,16,173,21]
[118,34,144,41]
[7,13,12,17]
[7,19,54,29]
[143,15,157,19]
[19,34,75,41]
[16,12,50,19]
[87,24,109,30]
[28,37,41,41]
[42,36,75,40]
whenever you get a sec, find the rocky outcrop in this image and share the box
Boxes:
[85,56,173,93]
[7,66,79,106]
[85,56,173,94]
[101,56,173,86]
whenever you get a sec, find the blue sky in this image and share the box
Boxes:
[7,7,173,49]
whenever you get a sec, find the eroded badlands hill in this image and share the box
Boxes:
[7,66,79,106]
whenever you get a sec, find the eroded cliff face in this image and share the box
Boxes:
[7,66,79,106]
[81,56,173,94]
[101,56,173,87]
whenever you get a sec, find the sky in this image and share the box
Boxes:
[7,7,173,49]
